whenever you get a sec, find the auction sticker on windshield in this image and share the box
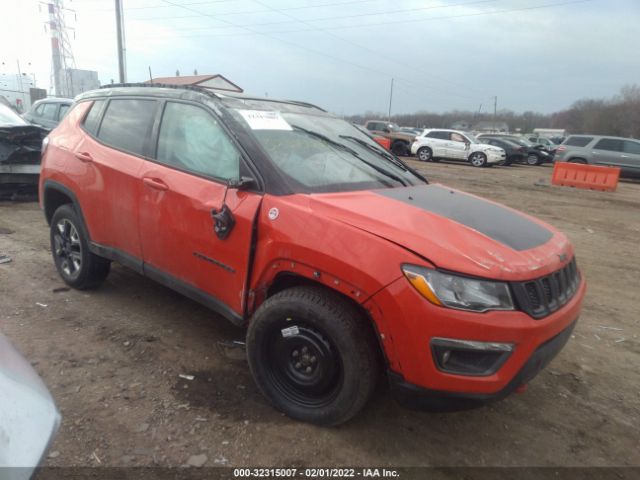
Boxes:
[238,110,292,130]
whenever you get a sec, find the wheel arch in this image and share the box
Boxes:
[568,157,588,164]
[42,181,93,248]
[260,271,389,367]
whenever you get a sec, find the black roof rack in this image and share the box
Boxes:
[93,83,327,112]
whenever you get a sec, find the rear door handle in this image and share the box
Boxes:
[74,151,93,163]
[142,177,169,191]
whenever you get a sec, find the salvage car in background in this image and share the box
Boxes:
[22,98,73,131]
[0,103,46,199]
[40,84,584,425]
[554,135,640,178]
[478,134,553,165]
[364,120,416,156]
[524,135,558,154]
[412,129,506,167]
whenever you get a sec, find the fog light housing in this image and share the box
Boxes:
[431,338,514,376]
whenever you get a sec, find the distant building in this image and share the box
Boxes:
[473,120,509,133]
[450,120,472,131]
[145,74,243,93]
[0,72,36,112]
[65,69,100,97]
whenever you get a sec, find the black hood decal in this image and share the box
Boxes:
[376,185,552,251]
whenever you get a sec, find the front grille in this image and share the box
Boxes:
[511,257,580,319]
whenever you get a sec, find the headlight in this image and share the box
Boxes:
[401,265,514,312]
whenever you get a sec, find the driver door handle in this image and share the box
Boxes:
[142,177,169,191]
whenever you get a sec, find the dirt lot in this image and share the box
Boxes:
[1,160,639,468]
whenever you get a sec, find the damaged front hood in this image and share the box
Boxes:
[309,184,571,281]
[0,125,46,165]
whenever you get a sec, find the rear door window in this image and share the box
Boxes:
[155,101,240,181]
[564,136,593,147]
[594,138,624,152]
[97,99,158,156]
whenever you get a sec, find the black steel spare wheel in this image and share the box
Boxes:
[246,286,379,426]
[266,322,342,408]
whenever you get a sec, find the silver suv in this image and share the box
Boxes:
[554,135,640,178]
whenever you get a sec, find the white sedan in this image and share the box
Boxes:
[411,129,506,167]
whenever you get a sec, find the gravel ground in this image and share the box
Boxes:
[0,160,639,468]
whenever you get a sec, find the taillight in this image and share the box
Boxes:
[556,146,567,152]
[41,136,50,156]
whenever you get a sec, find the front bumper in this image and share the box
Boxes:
[389,319,577,411]
[365,273,586,398]
[486,151,506,164]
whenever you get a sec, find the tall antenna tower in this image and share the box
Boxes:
[47,0,76,97]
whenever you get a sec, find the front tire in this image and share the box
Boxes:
[246,286,379,426]
[391,141,409,156]
[50,204,110,289]
[526,153,541,166]
[469,152,488,167]
[417,146,433,162]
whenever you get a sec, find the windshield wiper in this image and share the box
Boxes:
[339,135,408,171]
[291,125,407,187]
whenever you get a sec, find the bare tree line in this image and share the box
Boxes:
[346,85,640,138]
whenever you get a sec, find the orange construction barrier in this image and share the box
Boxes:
[551,162,620,192]
[374,136,391,151]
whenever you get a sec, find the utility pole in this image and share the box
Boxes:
[493,95,498,131]
[387,78,394,122]
[115,0,127,83]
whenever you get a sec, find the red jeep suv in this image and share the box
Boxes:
[40,85,586,425]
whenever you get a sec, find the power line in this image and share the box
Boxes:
[249,0,490,98]
[135,0,503,28]
[156,0,485,104]
[137,0,593,37]
[126,0,383,19]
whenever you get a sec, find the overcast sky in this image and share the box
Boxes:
[1,0,638,115]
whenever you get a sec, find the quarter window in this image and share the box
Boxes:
[623,140,640,155]
[156,102,240,181]
[41,103,58,121]
[97,99,158,156]
[58,104,70,120]
[594,138,623,152]
[82,100,105,135]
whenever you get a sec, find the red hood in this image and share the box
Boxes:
[307,184,572,281]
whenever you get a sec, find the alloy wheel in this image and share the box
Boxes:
[53,219,82,279]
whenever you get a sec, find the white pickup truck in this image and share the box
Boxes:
[411,129,506,167]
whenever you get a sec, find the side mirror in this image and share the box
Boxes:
[228,176,257,191]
